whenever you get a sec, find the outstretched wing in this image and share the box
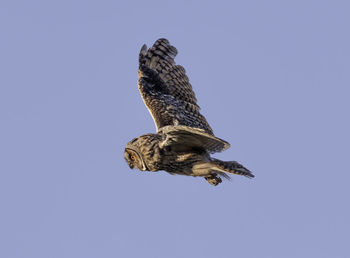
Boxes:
[138,38,214,135]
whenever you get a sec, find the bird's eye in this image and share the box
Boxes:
[130,155,136,161]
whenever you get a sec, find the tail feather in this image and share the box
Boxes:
[210,158,254,178]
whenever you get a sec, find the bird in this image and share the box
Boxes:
[124,38,254,186]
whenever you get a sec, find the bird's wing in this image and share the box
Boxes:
[159,125,230,154]
[138,38,214,135]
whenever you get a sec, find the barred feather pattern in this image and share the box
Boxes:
[211,158,254,178]
[124,38,254,186]
[138,38,213,135]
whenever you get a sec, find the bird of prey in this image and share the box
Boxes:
[124,38,254,185]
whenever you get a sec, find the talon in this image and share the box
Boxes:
[204,174,222,186]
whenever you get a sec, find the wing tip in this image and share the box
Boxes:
[153,38,178,59]
[140,44,147,56]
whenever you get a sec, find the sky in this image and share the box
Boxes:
[1,0,349,257]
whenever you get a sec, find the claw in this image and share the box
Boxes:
[204,174,222,186]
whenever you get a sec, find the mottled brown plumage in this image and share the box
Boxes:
[124,38,254,185]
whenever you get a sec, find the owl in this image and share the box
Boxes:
[124,38,254,186]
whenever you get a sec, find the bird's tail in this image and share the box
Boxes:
[210,158,254,179]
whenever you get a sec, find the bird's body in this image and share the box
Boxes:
[124,38,254,185]
[126,133,208,175]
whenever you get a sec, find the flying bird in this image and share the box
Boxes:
[124,38,254,185]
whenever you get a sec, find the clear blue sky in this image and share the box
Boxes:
[1,1,349,257]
